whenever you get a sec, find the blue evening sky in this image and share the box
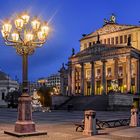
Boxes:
[0,0,139,82]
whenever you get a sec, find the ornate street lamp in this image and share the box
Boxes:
[1,12,49,136]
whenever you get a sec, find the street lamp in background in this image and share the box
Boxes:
[1,11,49,136]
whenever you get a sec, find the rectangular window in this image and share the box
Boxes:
[124,35,127,43]
[118,66,123,76]
[107,67,111,74]
[97,69,101,76]
[120,36,123,44]
[107,38,110,44]
[107,67,112,77]
[111,37,114,44]
[86,69,91,79]
[115,37,118,44]
[104,39,106,44]
[89,42,92,47]
[2,93,5,100]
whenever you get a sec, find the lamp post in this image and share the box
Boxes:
[1,12,49,136]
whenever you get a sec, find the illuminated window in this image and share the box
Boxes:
[107,67,111,76]
[118,66,123,76]
[97,69,101,77]
[86,69,91,79]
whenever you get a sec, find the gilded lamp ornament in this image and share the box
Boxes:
[1,12,50,91]
[1,12,49,55]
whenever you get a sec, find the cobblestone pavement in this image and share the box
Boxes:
[0,108,131,140]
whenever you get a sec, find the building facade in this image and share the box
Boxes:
[37,73,61,94]
[0,71,19,106]
[62,15,140,96]
[59,64,68,95]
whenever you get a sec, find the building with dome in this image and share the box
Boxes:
[60,15,140,96]
[0,71,19,107]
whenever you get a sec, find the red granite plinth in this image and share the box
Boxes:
[15,121,35,133]
[4,92,47,137]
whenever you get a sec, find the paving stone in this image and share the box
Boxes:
[0,108,138,140]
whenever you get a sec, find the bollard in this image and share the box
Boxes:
[83,110,97,136]
[130,108,139,127]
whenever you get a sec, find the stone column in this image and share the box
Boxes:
[71,65,76,95]
[114,58,119,80]
[101,60,107,95]
[80,63,85,96]
[136,59,140,93]
[91,61,95,95]
[68,65,72,96]
[126,56,132,93]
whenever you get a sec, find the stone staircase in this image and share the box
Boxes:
[58,95,109,111]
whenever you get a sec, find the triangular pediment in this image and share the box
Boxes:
[82,23,139,40]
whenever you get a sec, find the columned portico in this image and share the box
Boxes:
[91,61,95,95]
[126,56,132,92]
[68,65,72,96]
[101,60,107,95]
[68,44,140,96]
[80,63,85,95]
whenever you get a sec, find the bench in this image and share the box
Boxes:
[74,119,101,132]
[75,118,130,131]
[98,118,130,128]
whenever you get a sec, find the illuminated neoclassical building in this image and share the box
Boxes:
[60,15,140,96]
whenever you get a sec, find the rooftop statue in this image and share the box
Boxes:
[72,48,75,56]
[110,14,116,23]
[104,14,116,24]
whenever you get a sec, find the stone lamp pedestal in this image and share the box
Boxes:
[15,93,35,133]
[4,93,47,137]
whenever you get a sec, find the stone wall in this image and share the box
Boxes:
[108,93,139,110]
[52,95,70,106]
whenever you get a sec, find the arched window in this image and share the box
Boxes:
[2,92,5,100]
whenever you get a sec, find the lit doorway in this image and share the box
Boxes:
[86,81,91,96]
[96,81,101,95]
[107,80,112,94]
[118,79,123,93]
[131,78,135,94]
